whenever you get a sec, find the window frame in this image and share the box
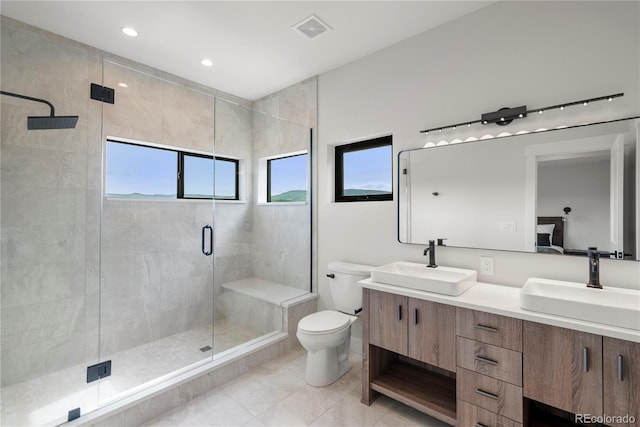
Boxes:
[335,135,393,202]
[106,139,239,201]
[266,152,308,203]
[179,152,240,201]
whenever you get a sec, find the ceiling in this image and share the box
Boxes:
[0,1,494,101]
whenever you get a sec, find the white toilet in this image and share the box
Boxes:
[296,261,375,387]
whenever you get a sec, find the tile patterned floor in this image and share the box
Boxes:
[1,319,259,427]
[142,350,449,427]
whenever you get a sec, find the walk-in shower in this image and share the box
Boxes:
[1,18,312,425]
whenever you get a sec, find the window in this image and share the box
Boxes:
[267,153,308,202]
[106,140,239,200]
[213,157,239,200]
[106,141,177,198]
[335,135,392,202]
[182,154,213,198]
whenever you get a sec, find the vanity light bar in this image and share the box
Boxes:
[420,92,624,134]
[481,105,527,126]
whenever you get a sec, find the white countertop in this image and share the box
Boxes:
[359,278,640,343]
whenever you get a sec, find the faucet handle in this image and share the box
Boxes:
[437,238,447,246]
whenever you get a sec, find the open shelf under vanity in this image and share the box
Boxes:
[365,347,457,425]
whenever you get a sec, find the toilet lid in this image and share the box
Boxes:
[298,310,351,334]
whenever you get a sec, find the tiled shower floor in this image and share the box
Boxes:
[1,318,260,427]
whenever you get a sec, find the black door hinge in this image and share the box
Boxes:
[86,360,112,383]
[68,407,81,422]
[90,83,115,104]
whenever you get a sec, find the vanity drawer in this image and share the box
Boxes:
[456,308,522,352]
[457,368,523,422]
[457,337,522,386]
[457,400,522,427]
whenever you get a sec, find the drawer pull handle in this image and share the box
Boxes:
[475,324,499,333]
[397,305,402,321]
[476,388,499,400]
[413,308,419,325]
[476,424,489,427]
[475,355,499,366]
[618,355,624,381]
[583,347,589,372]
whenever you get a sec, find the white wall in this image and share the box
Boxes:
[317,1,640,322]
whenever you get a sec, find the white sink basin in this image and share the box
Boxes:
[520,278,640,330]
[371,261,477,296]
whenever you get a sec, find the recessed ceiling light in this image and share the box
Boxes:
[118,82,128,88]
[201,59,213,67]
[121,27,138,37]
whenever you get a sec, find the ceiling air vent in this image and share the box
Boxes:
[293,14,332,39]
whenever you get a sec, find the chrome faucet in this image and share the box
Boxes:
[587,247,602,289]
[424,240,438,268]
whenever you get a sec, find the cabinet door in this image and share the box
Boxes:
[408,298,456,372]
[603,337,639,426]
[523,321,602,415]
[368,290,407,355]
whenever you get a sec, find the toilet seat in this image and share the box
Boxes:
[298,310,351,335]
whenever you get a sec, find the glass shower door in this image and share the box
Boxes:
[96,60,216,405]
[212,98,313,356]
[0,20,100,425]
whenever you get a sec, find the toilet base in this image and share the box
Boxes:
[304,331,352,387]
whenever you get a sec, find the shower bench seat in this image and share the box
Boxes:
[217,277,318,349]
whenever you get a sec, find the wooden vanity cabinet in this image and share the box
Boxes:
[603,337,640,426]
[523,321,603,416]
[363,288,639,427]
[363,289,457,425]
[367,289,456,371]
[456,308,524,426]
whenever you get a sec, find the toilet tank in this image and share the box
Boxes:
[328,262,376,315]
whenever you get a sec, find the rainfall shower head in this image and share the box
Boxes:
[27,115,79,130]
[0,90,79,130]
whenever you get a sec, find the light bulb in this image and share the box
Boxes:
[121,27,138,37]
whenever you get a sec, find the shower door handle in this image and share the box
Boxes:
[201,225,213,256]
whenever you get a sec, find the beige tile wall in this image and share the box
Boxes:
[1,16,100,386]
[251,78,317,291]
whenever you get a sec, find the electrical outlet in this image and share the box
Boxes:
[480,256,494,276]
[499,221,517,232]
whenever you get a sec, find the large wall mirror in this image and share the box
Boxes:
[399,117,640,261]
